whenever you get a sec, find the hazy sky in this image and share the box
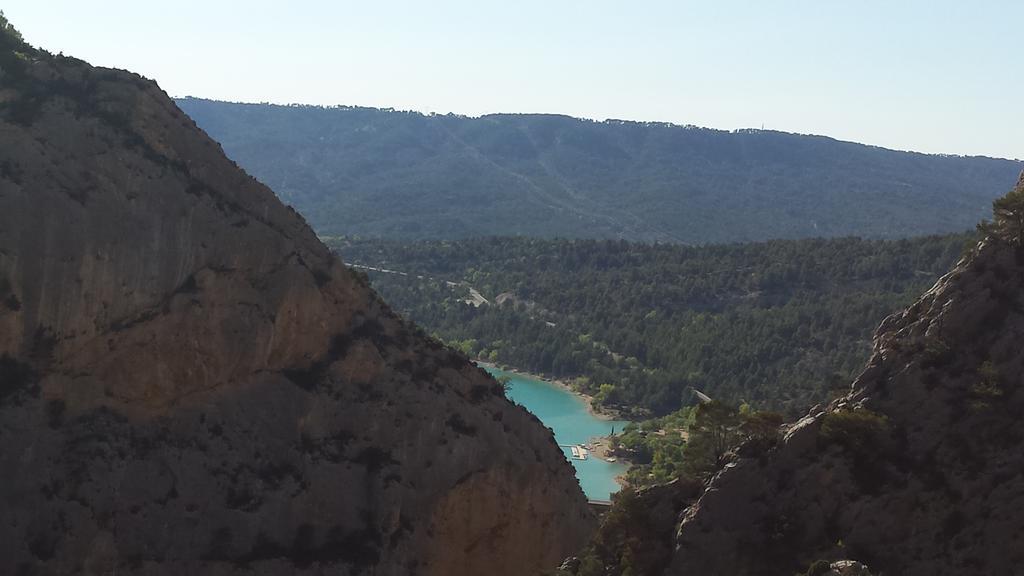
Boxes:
[5,1,1022,159]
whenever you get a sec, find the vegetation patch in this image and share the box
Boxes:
[333,233,970,416]
[351,446,397,473]
[554,478,703,576]
[978,181,1024,246]
[969,361,1004,411]
[615,401,783,488]
[820,408,889,455]
[299,429,354,463]
[920,338,954,369]
[445,413,477,436]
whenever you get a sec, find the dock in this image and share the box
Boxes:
[561,444,589,460]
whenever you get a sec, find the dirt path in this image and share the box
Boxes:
[349,262,489,307]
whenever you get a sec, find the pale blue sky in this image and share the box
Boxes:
[5,1,1022,159]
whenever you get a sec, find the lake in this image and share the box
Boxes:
[484,366,631,501]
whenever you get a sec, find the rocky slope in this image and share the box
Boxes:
[557,175,1024,576]
[662,175,1024,575]
[0,27,594,576]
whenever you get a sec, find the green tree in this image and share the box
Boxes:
[0,11,25,46]
[682,401,743,479]
[742,410,785,443]
[979,174,1024,245]
[495,374,513,396]
[594,383,617,405]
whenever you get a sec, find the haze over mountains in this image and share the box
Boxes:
[178,97,1021,244]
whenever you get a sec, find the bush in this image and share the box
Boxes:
[978,177,1024,246]
[920,338,953,368]
[0,11,26,48]
[970,360,1003,410]
[819,408,889,455]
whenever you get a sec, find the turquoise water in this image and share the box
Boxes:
[484,367,631,501]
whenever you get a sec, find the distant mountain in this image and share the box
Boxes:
[177,98,1021,243]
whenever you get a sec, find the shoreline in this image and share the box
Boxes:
[585,435,632,489]
[476,359,636,488]
[586,435,631,485]
[474,360,626,422]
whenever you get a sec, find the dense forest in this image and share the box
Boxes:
[331,234,972,417]
[178,97,1020,244]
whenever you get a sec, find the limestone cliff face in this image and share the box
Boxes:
[0,37,594,575]
[663,177,1024,575]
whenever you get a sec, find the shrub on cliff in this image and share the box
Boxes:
[969,360,1004,411]
[0,11,29,75]
[978,174,1024,246]
[681,401,744,479]
[819,408,889,456]
[0,11,24,47]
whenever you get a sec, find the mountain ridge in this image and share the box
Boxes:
[177,97,1021,244]
[176,98,1019,161]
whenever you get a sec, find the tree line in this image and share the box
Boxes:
[331,233,972,417]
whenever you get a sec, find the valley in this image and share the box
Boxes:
[2,6,1024,575]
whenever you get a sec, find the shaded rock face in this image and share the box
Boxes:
[664,181,1024,575]
[0,43,594,575]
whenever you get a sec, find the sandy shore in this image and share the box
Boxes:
[474,360,625,421]
[588,436,632,487]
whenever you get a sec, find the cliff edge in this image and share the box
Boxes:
[665,174,1024,575]
[0,24,594,576]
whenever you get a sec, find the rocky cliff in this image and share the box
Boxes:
[557,175,1024,576]
[663,174,1024,575]
[0,26,594,576]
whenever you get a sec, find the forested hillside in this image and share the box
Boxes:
[332,234,972,416]
[178,98,1020,243]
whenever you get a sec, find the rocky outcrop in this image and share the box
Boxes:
[0,30,593,576]
[823,560,873,576]
[663,178,1024,574]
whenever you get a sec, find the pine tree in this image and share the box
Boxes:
[979,172,1024,246]
[0,11,25,45]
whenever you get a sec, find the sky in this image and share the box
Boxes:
[5,1,1022,160]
